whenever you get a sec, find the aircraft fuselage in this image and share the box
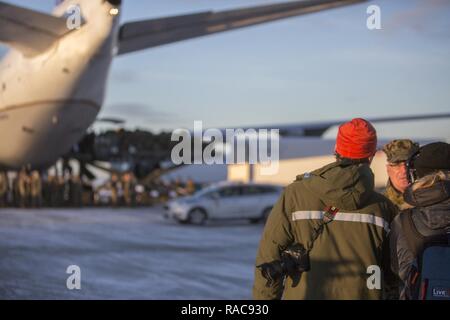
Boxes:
[0,0,120,169]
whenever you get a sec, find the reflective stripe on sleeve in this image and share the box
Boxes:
[292,210,390,233]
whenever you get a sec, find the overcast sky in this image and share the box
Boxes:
[1,0,450,141]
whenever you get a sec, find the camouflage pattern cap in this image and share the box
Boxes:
[383,139,420,163]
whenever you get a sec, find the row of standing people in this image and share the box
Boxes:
[0,169,198,208]
[94,174,197,206]
[0,169,83,208]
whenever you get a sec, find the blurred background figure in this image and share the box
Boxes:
[48,174,59,207]
[0,171,8,207]
[29,170,42,208]
[134,183,145,206]
[42,172,52,207]
[186,178,196,195]
[57,175,66,207]
[122,172,136,206]
[110,173,120,207]
[17,167,30,208]
[82,178,94,207]
[69,174,83,207]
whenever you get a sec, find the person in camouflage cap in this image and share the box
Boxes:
[383,139,420,211]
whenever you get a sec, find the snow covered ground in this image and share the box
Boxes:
[0,207,264,299]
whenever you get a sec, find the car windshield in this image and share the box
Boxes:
[242,185,280,195]
[192,183,280,198]
[192,185,221,198]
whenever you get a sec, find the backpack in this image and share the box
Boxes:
[400,211,450,300]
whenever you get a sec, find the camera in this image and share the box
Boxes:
[257,243,310,287]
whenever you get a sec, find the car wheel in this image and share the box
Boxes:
[261,207,272,223]
[188,208,207,225]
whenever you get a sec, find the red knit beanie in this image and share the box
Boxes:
[335,118,377,159]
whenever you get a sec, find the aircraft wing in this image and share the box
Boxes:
[117,0,366,55]
[229,112,450,137]
[0,1,71,56]
[96,117,126,125]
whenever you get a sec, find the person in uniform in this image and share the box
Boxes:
[30,170,42,208]
[0,171,8,207]
[18,168,30,208]
[383,140,420,211]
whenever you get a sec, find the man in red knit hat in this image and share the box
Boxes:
[335,118,377,160]
[253,118,396,300]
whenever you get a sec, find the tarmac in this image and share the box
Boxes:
[0,207,263,299]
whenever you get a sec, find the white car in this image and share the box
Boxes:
[163,182,283,225]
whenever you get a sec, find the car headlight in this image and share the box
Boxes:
[170,201,189,211]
